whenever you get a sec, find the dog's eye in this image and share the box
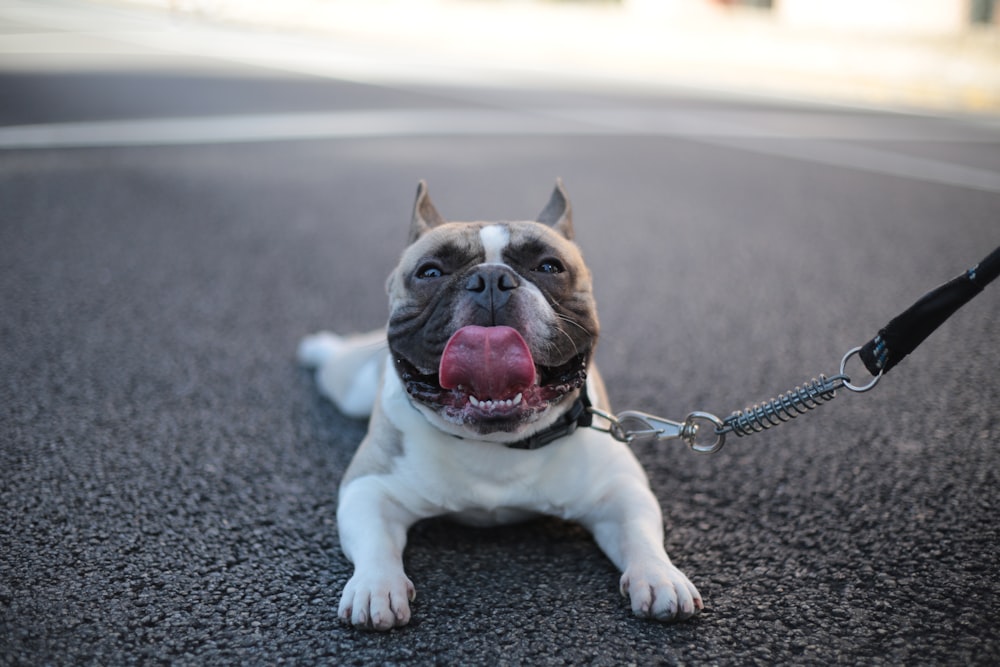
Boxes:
[535,259,564,275]
[415,263,444,279]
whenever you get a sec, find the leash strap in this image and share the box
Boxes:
[859,246,1000,376]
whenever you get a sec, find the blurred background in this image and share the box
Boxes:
[83,0,1000,113]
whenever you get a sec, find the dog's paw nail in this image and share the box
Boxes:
[655,606,677,621]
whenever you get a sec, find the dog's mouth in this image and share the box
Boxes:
[393,325,588,432]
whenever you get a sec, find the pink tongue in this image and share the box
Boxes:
[439,325,536,399]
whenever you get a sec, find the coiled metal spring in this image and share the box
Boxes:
[718,374,847,438]
[592,347,883,453]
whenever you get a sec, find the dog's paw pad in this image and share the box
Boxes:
[620,562,702,623]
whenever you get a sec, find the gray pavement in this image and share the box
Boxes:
[2,1,999,664]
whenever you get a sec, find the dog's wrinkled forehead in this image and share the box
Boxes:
[386,179,587,300]
[404,221,484,268]
[401,220,570,269]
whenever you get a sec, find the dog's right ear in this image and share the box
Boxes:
[536,178,574,241]
[409,180,446,243]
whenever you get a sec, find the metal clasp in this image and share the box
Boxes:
[616,410,694,442]
[590,408,727,453]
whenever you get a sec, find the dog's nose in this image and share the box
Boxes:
[465,265,520,319]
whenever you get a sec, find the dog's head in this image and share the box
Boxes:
[386,180,599,442]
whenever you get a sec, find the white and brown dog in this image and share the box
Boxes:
[299,181,702,630]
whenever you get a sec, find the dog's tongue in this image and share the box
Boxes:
[439,326,536,399]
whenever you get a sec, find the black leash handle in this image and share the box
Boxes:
[858,246,1000,377]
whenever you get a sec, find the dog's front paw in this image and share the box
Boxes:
[620,560,703,622]
[338,571,416,631]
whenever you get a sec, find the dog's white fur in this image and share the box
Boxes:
[299,333,701,630]
[299,183,702,630]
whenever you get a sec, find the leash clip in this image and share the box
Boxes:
[589,408,727,453]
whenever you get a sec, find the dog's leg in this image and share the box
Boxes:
[582,480,703,622]
[298,329,386,418]
[336,476,419,630]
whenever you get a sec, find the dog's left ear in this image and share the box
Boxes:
[409,180,446,243]
[536,178,574,240]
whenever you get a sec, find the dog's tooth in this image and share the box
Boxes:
[472,394,524,410]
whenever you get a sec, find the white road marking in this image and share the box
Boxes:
[701,136,1000,195]
[0,110,592,149]
[2,107,998,195]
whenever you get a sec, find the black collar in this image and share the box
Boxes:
[505,390,593,450]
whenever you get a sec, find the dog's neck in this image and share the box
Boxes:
[504,390,593,450]
[436,390,594,450]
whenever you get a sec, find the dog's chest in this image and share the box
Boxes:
[377,352,641,522]
[395,427,567,514]
[389,418,641,527]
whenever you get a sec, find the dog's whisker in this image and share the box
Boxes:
[554,314,589,356]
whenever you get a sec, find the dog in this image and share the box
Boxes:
[298,180,702,630]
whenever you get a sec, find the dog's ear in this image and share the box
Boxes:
[536,178,573,240]
[409,180,446,242]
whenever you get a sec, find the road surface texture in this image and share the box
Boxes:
[2,1,998,665]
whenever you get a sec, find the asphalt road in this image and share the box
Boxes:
[2,2,999,665]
